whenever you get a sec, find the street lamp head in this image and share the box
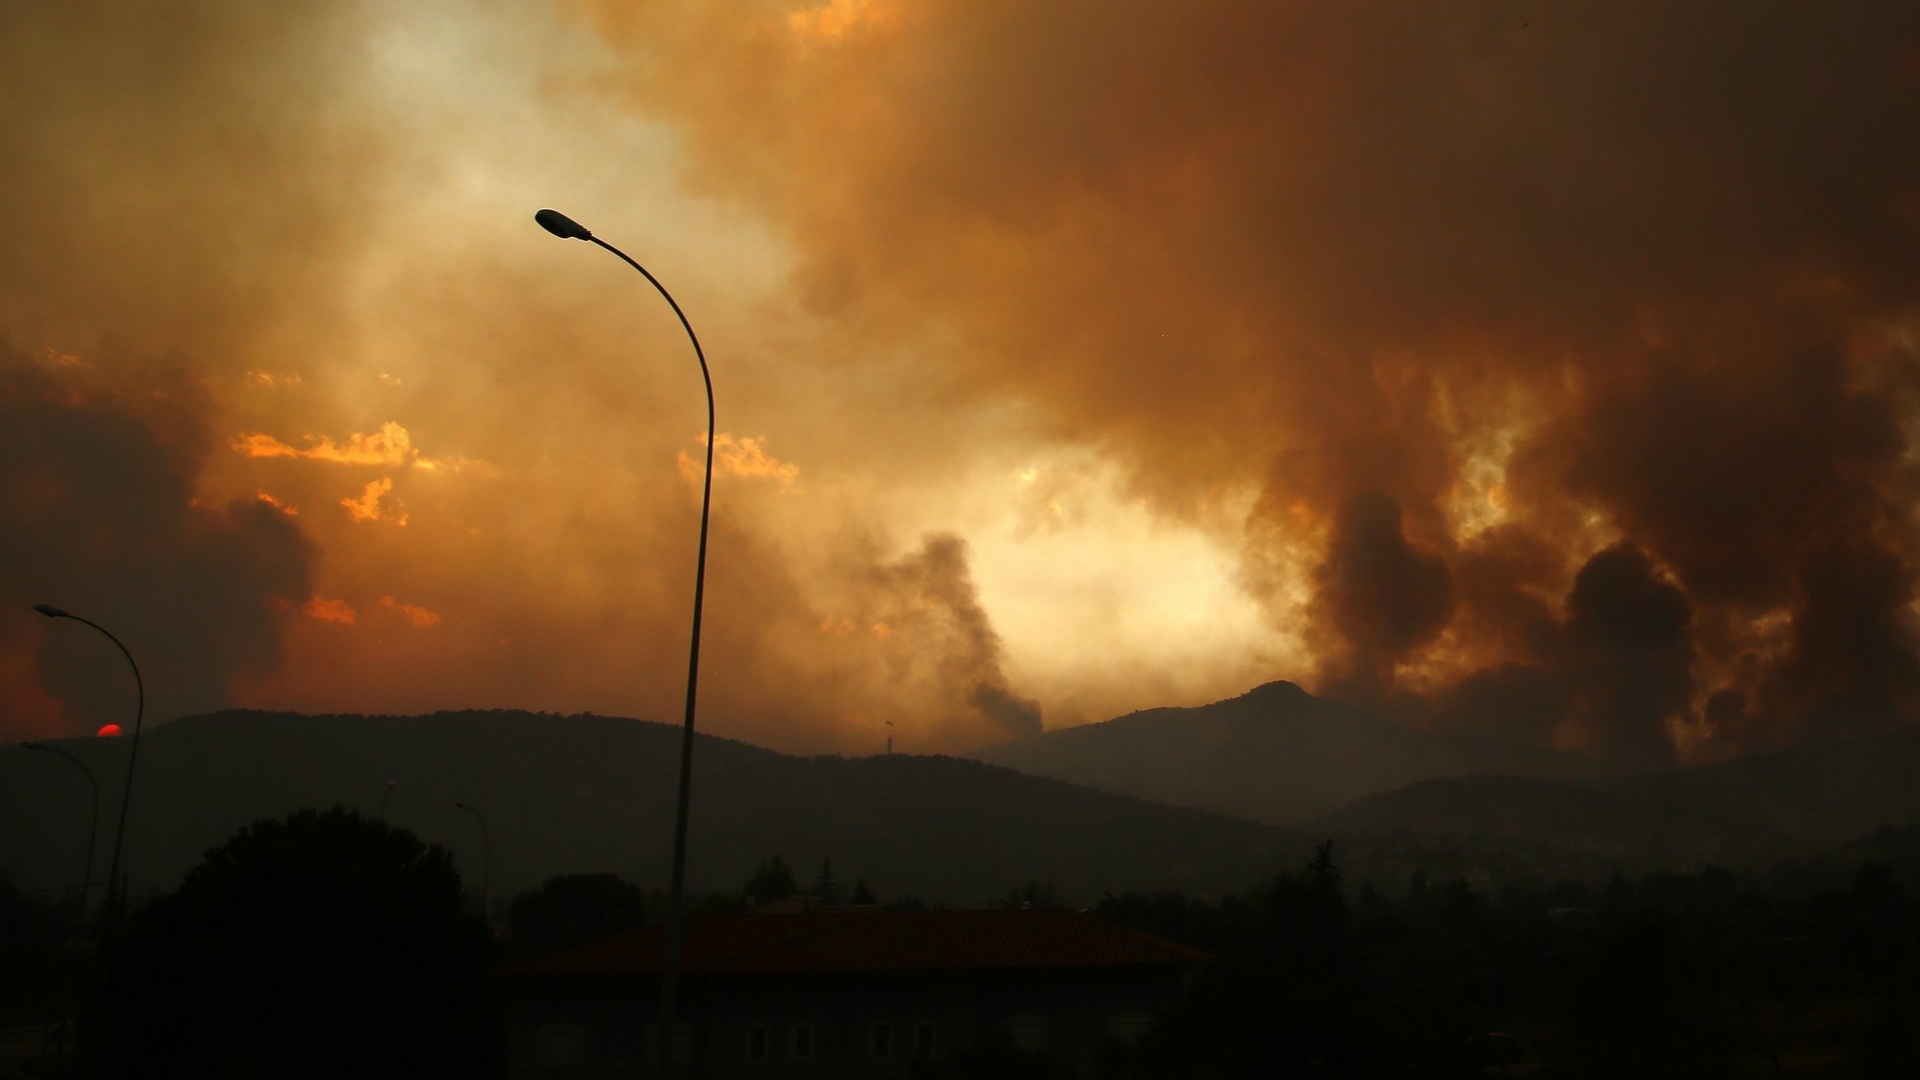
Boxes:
[454,800,470,810]
[535,208,593,241]
[23,741,44,750]
[33,603,69,619]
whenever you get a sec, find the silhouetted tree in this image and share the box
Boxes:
[996,880,1061,910]
[1307,838,1342,889]
[507,872,645,955]
[850,878,877,904]
[814,858,840,904]
[98,807,499,1079]
[744,854,797,905]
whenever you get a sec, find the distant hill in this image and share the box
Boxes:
[969,681,1608,826]
[1311,727,1920,872]
[0,710,1302,908]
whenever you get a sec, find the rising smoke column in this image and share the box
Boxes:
[870,533,1043,742]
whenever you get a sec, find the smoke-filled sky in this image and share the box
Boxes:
[4,0,1917,765]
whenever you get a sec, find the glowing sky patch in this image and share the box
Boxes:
[380,597,442,628]
[340,478,405,526]
[302,598,357,626]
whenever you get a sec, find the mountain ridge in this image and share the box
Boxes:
[1311,725,1920,870]
[0,707,1300,908]
[970,679,1609,825]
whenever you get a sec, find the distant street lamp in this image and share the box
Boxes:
[23,741,99,912]
[534,207,714,1076]
[453,800,492,919]
[379,780,398,821]
[34,604,143,916]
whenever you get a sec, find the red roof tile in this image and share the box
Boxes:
[502,909,1209,978]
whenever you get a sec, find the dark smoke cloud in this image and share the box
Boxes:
[594,0,1920,763]
[1436,543,1693,767]
[1310,491,1454,692]
[869,533,1043,743]
[1763,539,1920,737]
[0,348,313,739]
[1561,544,1695,766]
[969,682,1044,742]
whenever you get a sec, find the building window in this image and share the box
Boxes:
[791,1024,814,1059]
[870,1022,893,1058]
[1005,1015,1047,1053]
[748,1024,771,1061]
[913,1020,936,1059]
[533,1022,586,1066]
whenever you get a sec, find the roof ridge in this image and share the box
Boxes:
[696,909,885,970]
[1054,908,1213,961]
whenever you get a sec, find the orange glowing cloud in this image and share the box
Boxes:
[788,0,900,46]
[341,478,406,525]
[233,421,421,467]
[256,491,298,515]
[302,597,357,625]
[677,433,800,486]
[379,596,441,627]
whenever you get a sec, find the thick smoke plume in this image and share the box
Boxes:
[869,534,1043,743]
[4,1,1917,762]
[593,0,1920,762]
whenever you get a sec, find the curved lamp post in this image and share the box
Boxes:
[23,741,100,912]
[453,800,492,920]
[534,207,713,1076]
[34,604,143,917]
[379,779,398,821]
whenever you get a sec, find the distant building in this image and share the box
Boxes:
[498,907,1209,1078]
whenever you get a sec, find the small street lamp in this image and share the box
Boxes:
[34,604,143,917]
[23,741,99,913]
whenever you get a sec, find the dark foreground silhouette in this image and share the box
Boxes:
[7,815,1919,1077]
[97,807,501,1078]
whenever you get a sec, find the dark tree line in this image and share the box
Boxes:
[11,813,1919,1079]
[1091,842,1920,1079]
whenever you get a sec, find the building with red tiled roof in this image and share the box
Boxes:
[498,907,1209,1078]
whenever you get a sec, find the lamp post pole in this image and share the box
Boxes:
[34,604,143,919]
[23,741,100,913]
[534,207,714,1078]
[453,801,492,920]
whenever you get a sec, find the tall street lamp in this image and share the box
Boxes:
[453,800,492,920]
[34,604,143,917]
[23,741,100,912]
[534,207,714,1076]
